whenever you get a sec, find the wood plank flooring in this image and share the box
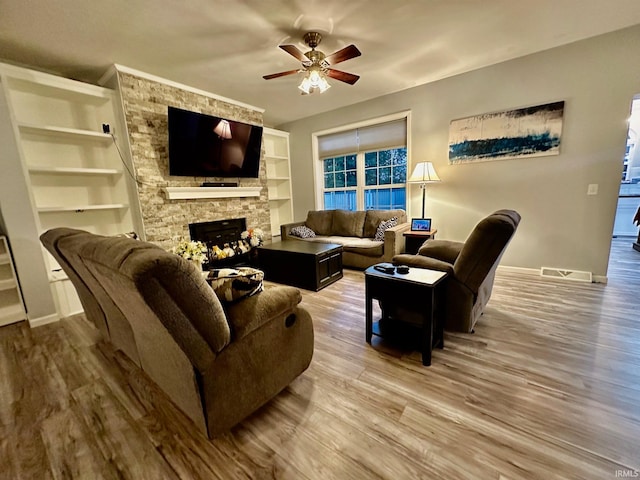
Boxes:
[1,238,639,479]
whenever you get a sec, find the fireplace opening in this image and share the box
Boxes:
[189,218,251,268]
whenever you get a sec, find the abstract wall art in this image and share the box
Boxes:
[448,101,565,164]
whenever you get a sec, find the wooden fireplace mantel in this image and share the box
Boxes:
[162,186,262,200]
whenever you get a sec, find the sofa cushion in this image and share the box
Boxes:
[290,225,316,238]
[332,210,366,237]
[306,210,334,236]
[342,237,384,257]
[301,235,384,257]
[208,267,264,303]
[374,216,398,241]
[364,209,407,238]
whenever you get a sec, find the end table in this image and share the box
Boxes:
[403,229,437,254]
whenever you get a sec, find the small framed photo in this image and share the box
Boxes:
[411,218,432,232]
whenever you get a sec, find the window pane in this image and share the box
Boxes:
[335,156,345,172]
[392,187,406,210]
[325,190,357,211]
[346,154,357,170]
[365,168,377,186]
[365,152,377,168]
[335,172,346,188]
[379,167,391,185]
[346,170,357,187]
[378,188,391,209]
[324,158,334,173]
[379,150,391,166]
[392,148,407,165]
[392,165,407,183]
[324,173,334,189]
[323,192,334,209]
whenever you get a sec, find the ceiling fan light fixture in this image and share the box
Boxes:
[298,68,331,94]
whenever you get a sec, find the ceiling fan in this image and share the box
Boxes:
[263,32,361,94]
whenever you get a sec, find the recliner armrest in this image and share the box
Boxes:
[392,253,454,274]
[224,286,303,340]
[417,239,464,264]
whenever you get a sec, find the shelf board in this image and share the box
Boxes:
[0,278,17,291]
[0,303,26,323]
[38,203,128,213]
[162,186,262,200]
[19,123,112,142]
[268,196,291,201]
[28,166,121,176]
[264,154,289,161]
[267,176,290,181]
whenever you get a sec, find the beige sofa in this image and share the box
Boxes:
[281,209,410,269]
[40,228,314,438]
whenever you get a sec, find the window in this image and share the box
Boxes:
[317,115,409,211]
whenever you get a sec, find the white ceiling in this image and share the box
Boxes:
[1,0,640,126]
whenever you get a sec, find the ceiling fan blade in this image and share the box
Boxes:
[279,44,308,62]
[263,69,301,80]
[326,69,360,85]
[324,45,361,65]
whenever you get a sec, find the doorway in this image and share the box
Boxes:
[612,95,640,242]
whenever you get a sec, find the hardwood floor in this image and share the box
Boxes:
[2,238,640,479]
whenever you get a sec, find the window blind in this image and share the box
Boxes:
[318,118,407,158]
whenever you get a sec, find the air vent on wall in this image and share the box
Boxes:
[540,267,593,283]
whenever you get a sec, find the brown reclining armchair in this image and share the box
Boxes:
[392,209,521,332]
[41,228,314,438]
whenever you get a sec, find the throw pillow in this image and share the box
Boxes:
[290,225,316,238]
[208,267,264,303]
[374,216,398,241]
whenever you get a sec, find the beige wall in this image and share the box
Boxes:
[279,25,640,278]
[116,70,272,250]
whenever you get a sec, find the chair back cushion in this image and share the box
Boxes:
[454,209,521,291]
[77,234,230,366]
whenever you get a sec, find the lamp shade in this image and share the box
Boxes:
[213,119,232,139]
[408,162,441,183]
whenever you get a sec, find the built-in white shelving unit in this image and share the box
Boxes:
[264,128,294,238]
[0,236,27,327]
[0,63,140,319]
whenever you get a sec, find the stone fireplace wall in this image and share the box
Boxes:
[115,69,271,251]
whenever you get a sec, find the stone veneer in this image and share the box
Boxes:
[116,71,271,251]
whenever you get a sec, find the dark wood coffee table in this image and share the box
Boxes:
[257,240,343,291]
[365,264,447,366]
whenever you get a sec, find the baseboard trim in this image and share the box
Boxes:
[497,265,538,275]
[28,312,60,328]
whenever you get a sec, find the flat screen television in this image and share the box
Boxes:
[168,106,263,178]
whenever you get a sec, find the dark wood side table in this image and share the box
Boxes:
[365,265,447,366]
[403,229,437,254]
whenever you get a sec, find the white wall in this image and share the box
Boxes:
[279,25,640,278]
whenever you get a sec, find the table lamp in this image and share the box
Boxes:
[408,162,441,218]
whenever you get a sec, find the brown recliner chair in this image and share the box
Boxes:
[40,228,314,438]
[392,209,521,332]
